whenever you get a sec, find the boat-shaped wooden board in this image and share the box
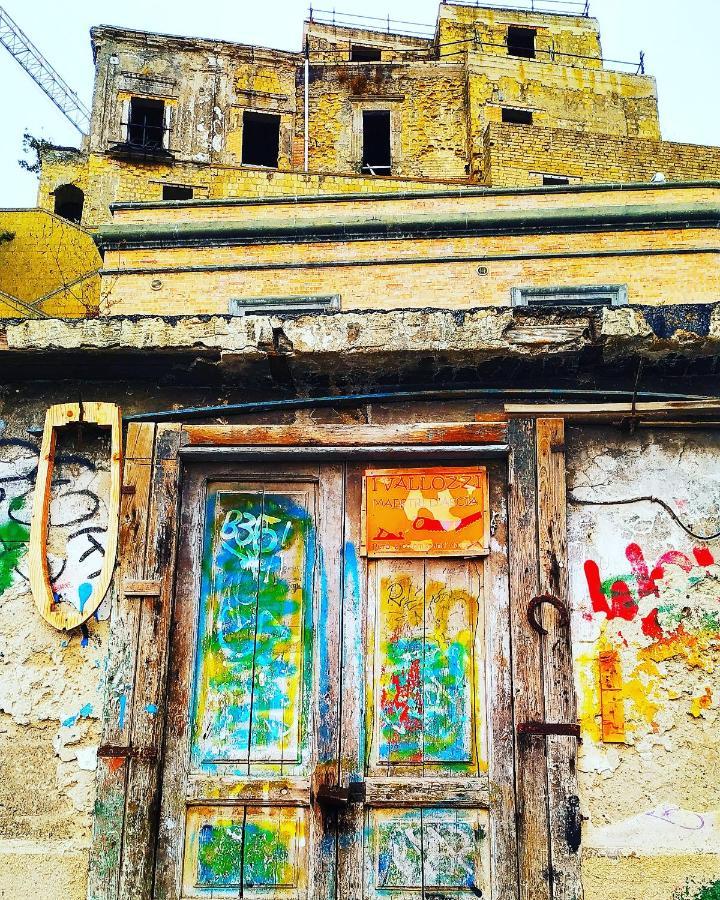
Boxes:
[29,402,122,631]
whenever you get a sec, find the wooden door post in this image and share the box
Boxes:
[508,418,582,900]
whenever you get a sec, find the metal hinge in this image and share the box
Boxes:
[517,721,581,741]
[97,744,158,762]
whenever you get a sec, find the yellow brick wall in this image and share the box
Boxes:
[99,224,719,316]
[437,4,603,64]
[0,210,101,318]
[487,122,720,187]
[38,150,470,228]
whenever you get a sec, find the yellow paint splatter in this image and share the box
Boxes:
[689,686,713,718]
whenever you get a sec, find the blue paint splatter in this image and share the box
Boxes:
[118,694,127,730]
[80,623,89,648]
[78,582,92,613]
[61,702,93,728]
[145,704,158,715]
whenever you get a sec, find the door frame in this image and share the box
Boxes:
[87,417,582,900]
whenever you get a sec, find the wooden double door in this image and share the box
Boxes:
[155,460,517,899]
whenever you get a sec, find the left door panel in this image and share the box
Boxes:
[155,465,342,900]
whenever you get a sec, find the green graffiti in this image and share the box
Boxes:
[676,882,720,900]
[0,496,29,594]
[192,491,313,766]
[198,819,291,886]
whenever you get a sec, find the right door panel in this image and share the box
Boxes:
[339,461,518,900]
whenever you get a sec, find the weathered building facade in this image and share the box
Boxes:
[1,3,720,900]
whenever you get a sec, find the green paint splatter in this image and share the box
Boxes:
[676,881,720,900]
[0,498,29,594]
[198,820,292,886]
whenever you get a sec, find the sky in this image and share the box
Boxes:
[0,0,718,208]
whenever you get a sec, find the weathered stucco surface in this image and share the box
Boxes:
[0,410,111,899]
[568,428,720,899]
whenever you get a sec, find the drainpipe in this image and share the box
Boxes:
[304,37,310,173]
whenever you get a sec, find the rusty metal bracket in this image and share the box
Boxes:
[97,744,158,763]
[517,721,581,741]
[315,781,366,810]
[527,593,570,635]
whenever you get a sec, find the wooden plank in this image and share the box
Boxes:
[179,444,509,461]
[508,419,551,900]
[485,458,520,900]
[122,579,162,597]
[364,777,490,807]
[186,777,312,805]
[536,418,583,899]
[310,464,344,900]
[505,399,720,420]
[152,462,204,900]
[119,424,181,898]
[182,421,508,447]
[28,401,122,631]
[337,463,368,900]
[88,422,155,900]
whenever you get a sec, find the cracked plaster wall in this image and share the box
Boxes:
[568,428,720,900]
[0,406,111,900]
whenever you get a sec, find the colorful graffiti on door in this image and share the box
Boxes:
[367,808,489,897]
[581,542,720,739]
[184,805,305,891]
[191,489,314,772]
[372,561,484,770]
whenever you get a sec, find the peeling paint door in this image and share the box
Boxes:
[155,459,517,900]
[336,462,517,900]
[156,464,345,899]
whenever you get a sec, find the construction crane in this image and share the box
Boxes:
[0,5,90,134]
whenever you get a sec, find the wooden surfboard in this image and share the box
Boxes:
[29,402,122,631]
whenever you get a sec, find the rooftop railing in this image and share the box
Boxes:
[443,0,591,16]
[306,6,645,73]
[307,7,436,38]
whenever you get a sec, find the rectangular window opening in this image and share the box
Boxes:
[507,25,536,58]
[542,175,570,186]
[502,107,533,125]
[362,110,391,175]
[242,111,281,168]
[128,97,166,149]
[162,185,194,200]
[351,44,382,62]
[511,285,628,307]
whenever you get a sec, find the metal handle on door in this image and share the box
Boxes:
[315,781,366,810]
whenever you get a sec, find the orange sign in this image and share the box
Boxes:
[364,466,489,558]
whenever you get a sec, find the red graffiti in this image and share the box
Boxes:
[412,510,484,532]
[584,544,716,631]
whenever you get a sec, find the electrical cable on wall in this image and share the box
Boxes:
[568,493,720,542]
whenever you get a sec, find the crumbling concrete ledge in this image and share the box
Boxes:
[4,303,720,363]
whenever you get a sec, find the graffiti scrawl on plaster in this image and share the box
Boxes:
[585,805,720,854]
[581,541,720,740]
[0,432,112,618]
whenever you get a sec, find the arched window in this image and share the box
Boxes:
[53,184,84,223]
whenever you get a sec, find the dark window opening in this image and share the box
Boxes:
[162,185,194,200]
[242,111,281,168]
[351,45,382,62]
[53,184,84,223]
[362,110,391,175]
[502,107,533,125]
[542,175,570,186]
[507,26,536,58]
[128,97,166,149]
[512,284,628,307]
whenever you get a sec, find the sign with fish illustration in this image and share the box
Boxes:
[363,466,489,557]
